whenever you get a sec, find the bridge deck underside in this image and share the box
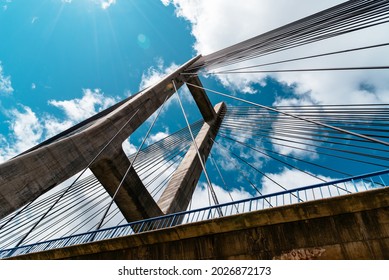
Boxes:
[9,187,389,260]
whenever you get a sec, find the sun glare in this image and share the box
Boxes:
[100,0,116,10]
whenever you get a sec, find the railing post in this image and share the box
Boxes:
[344,182,348,192]
[207,209,212,219]
[336,185,341,195]
[137,221,145,233]
[362,180,368,191]
[379,175,386,186]
[169,215,177,227]
[370,177,376,188]
[352,179,359,192]
[6,248,17,259]
[62,237,72,247]
[327,185,332,197]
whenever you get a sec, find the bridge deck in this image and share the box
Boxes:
[6,185,389,260]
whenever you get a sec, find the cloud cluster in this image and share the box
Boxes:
[0,62,13,95]
[0,89,120,163]
[122,129,171,157]
[261,168,336,195]
[139,58,194,115]
[260,167,373,203]
[122,139,137,156]
[0,106,42,162]
[139,58,179,91]
[190,182,252,210]
[146,129,170,146]
[161,0,389,169]
[48,88,117,123]
[161,0,389,105]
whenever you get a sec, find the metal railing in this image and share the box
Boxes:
[0,169,388,259]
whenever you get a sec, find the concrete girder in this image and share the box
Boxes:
[185,75,216,123]
[90,148,163,222]
[157,102,226,214]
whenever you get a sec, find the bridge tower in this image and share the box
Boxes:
[0,55,226,222]
[1,0,389,260]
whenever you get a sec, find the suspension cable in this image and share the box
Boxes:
[172,80,222,212]
[95,96,169,231]
[186,82,389,147]
[12,106,143,247]
[205,42,389,73]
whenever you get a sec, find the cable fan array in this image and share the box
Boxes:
[187,0,389,74]
[0,102,388,251]
[0,121,203,249]
[217,104,389,177]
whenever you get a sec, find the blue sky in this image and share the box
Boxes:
[0,0,198,158]
[1,0,389,209]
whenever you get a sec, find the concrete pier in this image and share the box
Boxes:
[185,75,216,123]
[158,102,226,214]
[90,148,162,222]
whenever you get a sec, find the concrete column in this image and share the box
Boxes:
[90,148,163,222]
[158,102,226,214]
[0,56,201,219]
[185,76,216,123]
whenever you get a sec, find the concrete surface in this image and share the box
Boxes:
[11,187,389,260]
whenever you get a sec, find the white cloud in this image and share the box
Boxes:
[260,168,373,206]
[0,135,9,163]
[139,58,179,90]
[138,158,180,202]
[31,83,36,89]
[270,137,317,159]
[163,0,339,55]
[43,116,73,138]
[190,182,252,210]
[48,88,117,123]
[269,104,320,159]
[122,139,137,156]
[139,58,194,113]
[261,168,334,195]
[61,0,72,3]
[10,106,43,150]
[101,0,116,10]
[162,0,389,105]
[146,129,169,146]
[0,62,13,94]
[0,89,119,163]
[0,106,42,162]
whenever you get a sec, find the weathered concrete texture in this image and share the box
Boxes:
[0,56,201,219]
[157,102,226,214]
[185,76,216,123]
[90,148,162,222]
[12,187,389,260]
